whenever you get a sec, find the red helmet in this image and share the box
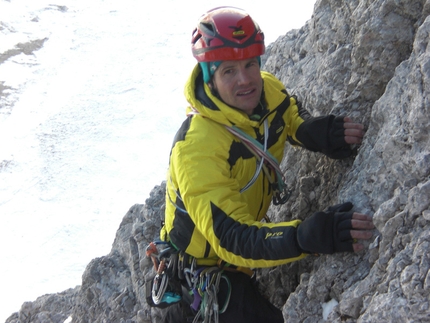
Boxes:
[191,7,265,62]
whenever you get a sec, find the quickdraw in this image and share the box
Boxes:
[189,266,231,323]
[145,241,232,323]
[145,241,182,308]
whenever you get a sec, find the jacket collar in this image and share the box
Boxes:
[184,64,287,129]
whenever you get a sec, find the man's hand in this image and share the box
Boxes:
[296,202,375,254]
[322,116,366,159]
[294,115,366,159]
[343,117,365,145]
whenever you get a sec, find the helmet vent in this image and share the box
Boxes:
[200,22,216,37]
[192,34,201,45]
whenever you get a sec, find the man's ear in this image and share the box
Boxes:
[208,81,213,90]
[208,79,217,95]
[208,78,215,90]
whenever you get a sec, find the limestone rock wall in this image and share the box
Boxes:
[262,0,430,321]
[6,0,430,322]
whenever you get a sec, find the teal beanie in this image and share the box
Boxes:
[199,57,262,83]
[199,61,222,83]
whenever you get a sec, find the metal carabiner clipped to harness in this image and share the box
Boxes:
[273,186,292,205]
[145,241,182,308]
[152,272,169,305]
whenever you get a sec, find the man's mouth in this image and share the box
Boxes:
[237,89,254,96]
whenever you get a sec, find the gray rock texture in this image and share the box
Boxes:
[6,0,430,322]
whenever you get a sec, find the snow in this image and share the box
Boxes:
[322,298,339,320]
[0,0,315,320]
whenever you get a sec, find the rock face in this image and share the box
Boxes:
[7,0,430,322]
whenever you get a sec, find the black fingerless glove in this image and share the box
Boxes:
[295,115,352,159]
[322,116,352,159]
[296,202,355,254]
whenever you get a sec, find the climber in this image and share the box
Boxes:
[157,6,375,323]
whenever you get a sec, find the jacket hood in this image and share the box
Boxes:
[183,64,287,129]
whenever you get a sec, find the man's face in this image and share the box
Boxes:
[211,57,263,116]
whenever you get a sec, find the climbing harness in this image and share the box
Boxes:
[145,241,233,323]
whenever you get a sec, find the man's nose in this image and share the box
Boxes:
[236,68,251,84]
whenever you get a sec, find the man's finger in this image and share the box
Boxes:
[345,135,363,144]
[353,243,365,252]
[351,229,373,240]
[351,218,374,229]
[352,212,373,222]
[345,128,365,137]
[344,122,364,130]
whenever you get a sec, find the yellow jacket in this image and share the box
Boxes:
[160,65,310,268]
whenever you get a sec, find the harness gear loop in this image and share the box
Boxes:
[192,268,231,323]
[145,241,233,322]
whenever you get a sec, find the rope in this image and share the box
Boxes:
[225,121,291,204]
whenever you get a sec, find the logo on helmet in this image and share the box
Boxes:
[230,26,246,40]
